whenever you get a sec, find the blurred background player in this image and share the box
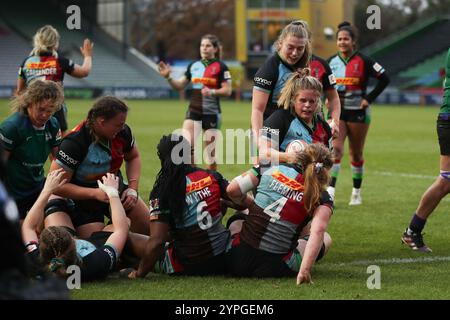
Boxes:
[327,21,390,205]
[16,25,93,134]
[401,47,450,253]
[0,80,63,221]
[158,34,232,171]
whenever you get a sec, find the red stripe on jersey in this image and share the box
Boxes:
[345,55,366,90]
[186,170,222,218]
[310,59,326,85]
[203,61,222,89]
[277,173,310,225]
[312,121,330,146]
[110,136,127,173]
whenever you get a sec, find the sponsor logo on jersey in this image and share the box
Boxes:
[224,71,231,80]
[254,77,272,86]
[373,62,384,73]
[271,171,303,191]
[186,176,212,194]
[192,77,218,87]
[336,77,360,85]
[328,74,337,85]
[58,150,78,165]
[26,60,57,69]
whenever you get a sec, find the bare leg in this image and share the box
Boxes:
[416,155,450,219]
[127,198,150,235]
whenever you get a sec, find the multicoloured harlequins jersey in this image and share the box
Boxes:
[55,120,135,188]
[310,54,337,91]
[262,109,332,151]
[253,53,305,119]
[18,52,74,84]
[328,51,386,109]
[241,165,333,254]
[185,59,231,115]
[149,167,230,265]
[0,113,61,199]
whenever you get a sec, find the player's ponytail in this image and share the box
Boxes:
[277,68,323,113]
[151,134,190,222]
[297,143,333,213]
[30,25,60,57]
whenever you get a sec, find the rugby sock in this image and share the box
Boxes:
[351,160,364,189]
[330,160,341,187]
[407,214,426,235]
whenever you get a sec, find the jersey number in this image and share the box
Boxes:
[197,201,212,230]
[264,197,287,222]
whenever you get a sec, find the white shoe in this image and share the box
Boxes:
[349,192,362,205]
[326,186,335,201]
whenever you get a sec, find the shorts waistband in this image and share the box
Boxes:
[438,113,450,121]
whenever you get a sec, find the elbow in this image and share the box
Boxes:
[226,182,243,203]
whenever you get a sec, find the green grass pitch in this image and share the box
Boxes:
[1,98,449,299]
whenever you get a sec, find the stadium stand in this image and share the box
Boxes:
[0,0,168,97]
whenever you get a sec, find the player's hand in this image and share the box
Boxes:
[158,61,171,79]
[297,270,313,285]
[201,87,214,97]
[327,119,339,139]
[286,151,302,164]
[119,268,138,279]
[43,169,67,194]
[80,39,94,57]
[97,173,120,199]
[121,188,138,210]
[360,99,369,109]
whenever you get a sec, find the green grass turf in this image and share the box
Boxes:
[1,99,449,299]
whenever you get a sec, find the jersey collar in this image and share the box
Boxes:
[201,58,218,67]
[338,50,358,65]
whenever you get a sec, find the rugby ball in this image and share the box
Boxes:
[285,140,308,154]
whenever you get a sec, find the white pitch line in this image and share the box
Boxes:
[324,256,450,267]
[373,171,436,180]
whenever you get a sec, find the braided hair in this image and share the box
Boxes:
[39,226,77,277]
[150,134,192,222]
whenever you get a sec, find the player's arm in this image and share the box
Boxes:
[49,161,109,203]
[296,204,332,285]
[251,89,270,143]
[363,57,390,107]
[22,169,67,243]
[70,39,93,78]
[98,173,130,256]
[15,78,26,96]
[121,144,141,210]
[227,169,259,207]
[134,220,169,278]
[158,61,189,91]
[202,80,232,98]
[324,88,340,138]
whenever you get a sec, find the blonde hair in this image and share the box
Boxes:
[30,25,60,57]
[10,80,64,114]
[298,143,333,213]
[275,20,311,67]
[277,68,323,114]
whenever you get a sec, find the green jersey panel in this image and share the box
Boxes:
[0,113,61,199]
